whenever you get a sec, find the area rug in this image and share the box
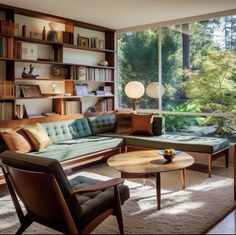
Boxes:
[0,164,235,234]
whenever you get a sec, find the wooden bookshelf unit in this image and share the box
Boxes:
[0,3,116,122]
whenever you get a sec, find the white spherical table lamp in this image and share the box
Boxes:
[146,82,165,98]
[124,81,145,110]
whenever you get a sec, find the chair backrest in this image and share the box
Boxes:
[2,162,78,233]
[0,151,82,230]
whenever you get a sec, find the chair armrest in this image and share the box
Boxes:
[72,178,124,195]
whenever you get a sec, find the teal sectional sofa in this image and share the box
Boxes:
[0,114,231,177]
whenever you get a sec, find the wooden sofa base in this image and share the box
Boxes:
[0,147,123,185]
[124,145,230,178]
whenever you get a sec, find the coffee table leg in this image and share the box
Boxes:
[155,173,161,210]
[181,168,186,189]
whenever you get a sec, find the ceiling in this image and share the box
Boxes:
[1,0,236,30]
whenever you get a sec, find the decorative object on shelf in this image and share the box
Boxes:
[75,84,88,96]
[30,32,42,40]
[21,42,38,60]
[125,81,145,110]
[146,82,165,98]
[42,26,46,40]
[21,84,42,98]
[21,64,39,79]
[51,83,60,96]
[22,25,26,37]
[98,60,109,66]
[98,39,105,49]
[79,36,89,47]
[47,22,58,42]
[51,66,61,76]
[87,105,98,113]
[78,66,86,80]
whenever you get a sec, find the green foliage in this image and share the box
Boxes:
[164,102,201,131]
[184,50,236,113]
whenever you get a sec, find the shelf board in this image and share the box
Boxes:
[15,77,65,81]
[63,43,115,53]
[0,96,15,100]
[14,58,64,65]
[15,36,61,46]
[73,80,115,83]
[83,95,114,98]
[64,62,115,69]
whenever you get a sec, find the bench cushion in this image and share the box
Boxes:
[29,136,124,161]
[41,118,92,143]
[98,133,230,154]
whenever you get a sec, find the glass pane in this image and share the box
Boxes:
[163,114,236,139]
[117,30,159,109]
[162,16,236,115]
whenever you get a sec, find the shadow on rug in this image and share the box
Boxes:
[0,164,235,234]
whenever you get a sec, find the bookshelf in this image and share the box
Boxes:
[0,3,116,121]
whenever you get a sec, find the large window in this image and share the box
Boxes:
[117,14,236,138]
[117,30,158,109]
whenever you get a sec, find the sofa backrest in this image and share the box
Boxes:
[87,114,115,135]
[41,118,92,143]
[0,150,82,224]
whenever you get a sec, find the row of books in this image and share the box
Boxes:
[0,36,14,58]
[70,66,113,81]
[0,102,14,121]
[0,81,15,97]
[95,98,113,112]
[64,100,81,115]
[15,104,28,119]
[0,20,19,36]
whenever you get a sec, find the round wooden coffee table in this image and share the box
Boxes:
[107,150,194,210]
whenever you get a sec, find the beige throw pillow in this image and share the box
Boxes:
[23,123,52,151]
[1,129,34,153]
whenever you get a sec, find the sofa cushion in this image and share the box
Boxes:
[23,123,52,151]
[87,114,115,135]
[153,116,165,136]
[115,113,132,134]
[41,118,92,143]
[98,133,230,154]
[130,113,153,136]
[1,129,34,153]
[29,136,124,161]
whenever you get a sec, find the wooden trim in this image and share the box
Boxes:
[0,3,115,32]
[0,114,85,128]
[61,148,121,170]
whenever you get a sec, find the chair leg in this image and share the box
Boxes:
[16,214,33,235]
[114,185,124,235]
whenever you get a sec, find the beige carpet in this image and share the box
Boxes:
[0,163,235,234]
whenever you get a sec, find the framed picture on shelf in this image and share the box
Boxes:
[21,85,42,98]
[79,37,89,47]
[75,84,88,96]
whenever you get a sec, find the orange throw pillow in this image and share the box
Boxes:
[130,114,154,136]
[1,129,34,153]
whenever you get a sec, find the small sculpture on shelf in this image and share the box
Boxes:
[21,64,39,79]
